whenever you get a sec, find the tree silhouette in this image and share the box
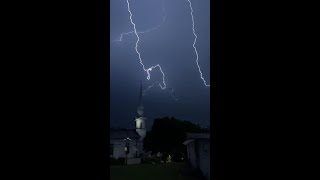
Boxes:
[143,117,208,156]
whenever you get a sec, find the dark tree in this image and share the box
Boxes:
[143,117,208,157]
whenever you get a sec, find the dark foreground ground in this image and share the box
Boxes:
[110,162,205,180]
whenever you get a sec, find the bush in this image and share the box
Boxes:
[110,157,125,165]
[161,153,168,161]
[142,157,161,164]
[172,153,185,162]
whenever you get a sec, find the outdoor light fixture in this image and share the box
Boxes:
[122,137,132,141]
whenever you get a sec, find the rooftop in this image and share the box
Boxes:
[110,128,141,139]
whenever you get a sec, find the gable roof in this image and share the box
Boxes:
[186,133,210,139]
[183,133,210,145]
[110,128,141,139]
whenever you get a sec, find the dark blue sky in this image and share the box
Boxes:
[110,0,210,130]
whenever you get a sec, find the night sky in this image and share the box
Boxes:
[110,0,210,130]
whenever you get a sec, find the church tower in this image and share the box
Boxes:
[135,82,146,140]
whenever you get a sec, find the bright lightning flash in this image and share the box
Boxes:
[187,0,210,87]
[114,0,166,42]
[126,0,167,90]
[143,82,178,101]
[115,0,209,101]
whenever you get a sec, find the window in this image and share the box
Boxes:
[110,144,114,156]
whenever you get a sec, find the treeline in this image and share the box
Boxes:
[143,117,209,157]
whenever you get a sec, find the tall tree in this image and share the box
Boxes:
[143,117,208,155]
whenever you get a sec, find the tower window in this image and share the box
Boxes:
[140,122,143,129]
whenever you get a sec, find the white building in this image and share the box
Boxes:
[110,129,142,159]
[110,82,147,164]
[183,133,210,179]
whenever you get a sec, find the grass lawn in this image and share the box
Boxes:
[110,163,203,180]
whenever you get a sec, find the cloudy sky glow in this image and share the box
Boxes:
[110,0,210,130]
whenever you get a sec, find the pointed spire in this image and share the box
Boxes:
[138,81,143,107]
[137,81,144,116]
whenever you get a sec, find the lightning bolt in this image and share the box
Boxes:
[114,0,166,43]
[142,83,156,95]
[143,82,178,101]
[187,0,210,87]
[114,0,209,101]
[113,31,134,42]
[126,0,167,90]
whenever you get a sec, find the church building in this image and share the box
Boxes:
[110,82,147,164]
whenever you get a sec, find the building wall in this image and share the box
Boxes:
[197,139,210,180]
[110,139,143,159]
[110,140,125,159]
[186,139,210,180]
[187,141,197,169]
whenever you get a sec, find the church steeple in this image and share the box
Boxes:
[137,81,144,117]
[135,81,146,140]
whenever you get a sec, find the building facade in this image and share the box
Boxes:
[183,133,210,179]
[110,129,142,159]
[110,82,147,164]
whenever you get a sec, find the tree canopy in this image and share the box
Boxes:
[143,117,209,155]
